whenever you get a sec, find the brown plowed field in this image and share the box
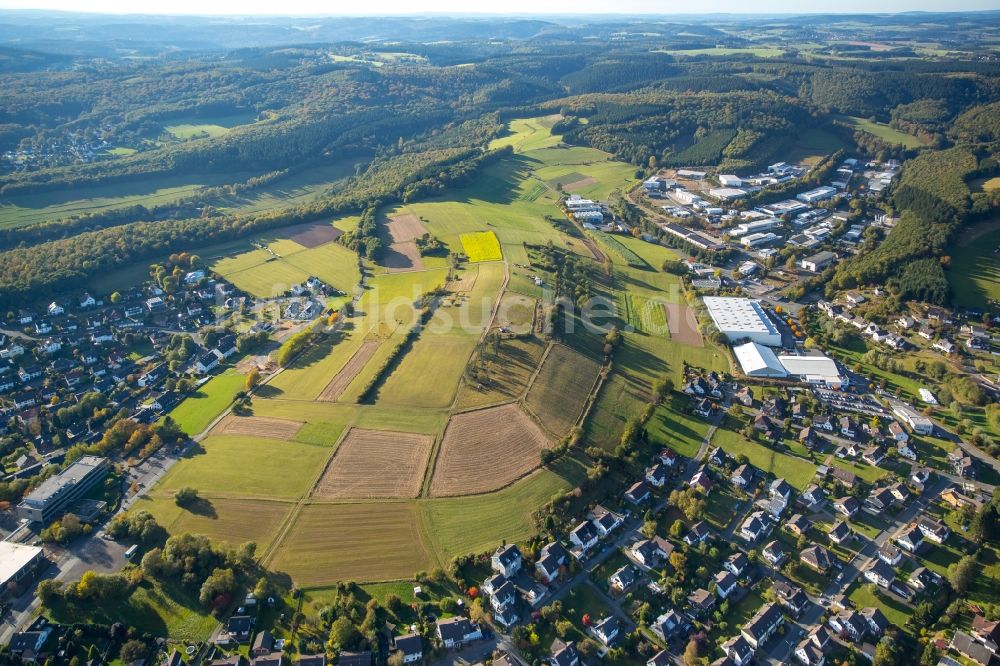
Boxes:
[386,213,426,243]
[317,340,380,402]
[215,415,303,440]
[312,428,433,499]
[665,303,704,346]
[430,404,550,497]
[287,221,344,248]
[384,241,425,272]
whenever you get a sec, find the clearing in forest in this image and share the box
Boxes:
[313,428,433,499]
[430,403,550,497]
[525,344,603,436]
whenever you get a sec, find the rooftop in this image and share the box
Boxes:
[703,297,778,337]
[0,541,42,587]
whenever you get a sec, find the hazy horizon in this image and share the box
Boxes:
[0,0,998,16]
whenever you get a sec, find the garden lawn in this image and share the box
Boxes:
[711,427,818,490]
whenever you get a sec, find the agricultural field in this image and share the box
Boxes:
[317,340,381,402]
[312,428,433,499]
[619,292,669,335]
[495,293,536,334]
[267,502,436,585]
[163,112,258,139]
[215,415,304,440]
[375,336,477,408]
[430,403,550,497]
[137,495,294,553]
[460,230,503,262]
[155,434,331,499]
[593,231,646,268]
[525,344,604,436]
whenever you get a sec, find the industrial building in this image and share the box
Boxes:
[0,542,44,596]
[703,297,782,346]
[734,342,787,377]
[718,174,742,187]
[741,232,780,248]
[708,187,747,202]
[801,251,837,272]
[777,354,846,388]
[17,455,110,524]
[893,406,934,435]
[796,186,837,204]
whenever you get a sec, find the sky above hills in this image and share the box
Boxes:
[0,0,997,14]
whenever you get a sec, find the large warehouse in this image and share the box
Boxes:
[703,297,782,346]
[777,354,846,388]
[734,342,788,377]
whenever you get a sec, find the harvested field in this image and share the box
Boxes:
[525,344,603,436]
[495,293,535,335]
[563,176,598,191]
[384,241,425,273]
[445,269,479,293]
[313,428,433,499]
[385,213,426,243]
[287,221,343,248]
[456,336,547,409]
[665,303,704,346]
[215,415,303,440]
[430,403,550,497]
[318,340,380,402]
[269,502,434,585]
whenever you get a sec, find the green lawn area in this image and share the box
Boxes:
[562,582,616,628]
[44,578,217,640]
[163,112,257,139]
[847,581,913,629]
[711,426,818,490]
[166,368,247,436]
[705,486,744,530]
[946,219,1000,309]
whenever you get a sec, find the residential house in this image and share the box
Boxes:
[786,514,812,536]
[829,610,868,642]
[609,566,637,593]
[632,538,672,568]
[731,464,755,489]
[878,543,902,566]
[687,588,716,616]
[828,521,852,545]
[800,484,827,511]
[896,526,924,553]
[684,521,711,546]
[590,505,624,537]
[735,386,753,407]
[645,463,668,488]
[887,421,908,444]
[799,427,820,449]
[536,542,569,583]
[570,521,599,553]
[394,634,422,664]
[741,603,785,651]
[658,448,679,468]
[813,415,834,431]
[690,467,713,494]
[834,496,860,518]
[492,544,522,578]
[864,559,895,589]
[193,351,219,374]
[714,571,739,599]
[722,636,754,666]
[795,626,831,666]
[725,553,749,578]
[800,545,833,573]
[762,540,786,566]
[592,617,622,647]
[861,607,889,637]
[918,518,950,544]
[251,631,275,657]
[862,446,886,467]
[866,487,896,512]
[950,631,999,666]
[774,580,809,617]
[224,616,254,643]
[650,611,682,642]
[839,416,856,439]
[832,467,858,489]
[949,448,976,478]
[624,481,651,505]
[550,640,579,666]
[436,617,482,649]
[972,615,1000,654]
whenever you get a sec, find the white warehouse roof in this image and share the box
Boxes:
[0,542,42,588]
[703,297,781,346]
[777,354,844,386]
[734,342,787,377]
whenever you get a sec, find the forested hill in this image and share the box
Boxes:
[0,13,998,307]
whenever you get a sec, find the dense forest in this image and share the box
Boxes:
[0,13,998,307]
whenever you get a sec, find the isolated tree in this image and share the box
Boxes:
[245,368,261,391]
[948,555,978,594]
[119,640,148,664]
[174,487,198,507]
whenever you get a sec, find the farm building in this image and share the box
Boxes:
[704,297,781,346]
[734,342,788,377]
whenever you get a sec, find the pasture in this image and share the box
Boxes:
[420,454,589,561]
[430,404,550,497]
[156,434,331,499]
[312,428,433,499]
[495,293,535,334]
[947,219,1000,308]
[163,112,257,139]
[456,335,547,409]
[836,115,925,149]
[268,502,436,585]
[461,231,503,262]
[525,344,603,436]
[375,336,477,408]
[167,369,246,436]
